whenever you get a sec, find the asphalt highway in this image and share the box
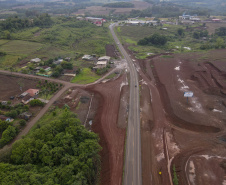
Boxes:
[109,23,142,185]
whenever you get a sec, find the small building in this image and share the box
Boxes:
[65,57,71,62]
[0,115,13,122]
[42,66,51,72]
[1,101,7,106]
[19,112,32,120]
[212,19,221,22]
[63,69,76,77]
[22,95,34,104]
[94,21,102,26]
[25,89,39,97]
[31,58,41,63]
[53,59,63,65]
[82,55,93,61]
[95,61,107,69]
[34,67,41,72]
[98,56,111,62]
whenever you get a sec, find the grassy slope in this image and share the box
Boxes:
[0,18,113,70]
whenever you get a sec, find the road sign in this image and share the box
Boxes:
[184,91,193,97]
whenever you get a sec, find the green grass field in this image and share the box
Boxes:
[0,40,43,56]
[0,39,10,45]
[71,68,101,84]
[0,55,21,68]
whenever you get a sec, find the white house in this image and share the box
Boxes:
[31,58,41,63]
[95,61,107,69]
[98,56,110,62]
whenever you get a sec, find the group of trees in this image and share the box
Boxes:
[0,120,18,148]
[0,109,101,185]
[0,125,17,148]
[215,27,226,36]
[138,33,167,46]
[1,103,29,119]
[0,13,52,32]
[193,30,208,39]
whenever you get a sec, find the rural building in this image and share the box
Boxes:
[20,89,39,103]
[42,66,51,72]
[95,61,107,69]
[34,67,41,72]
[65,57,71,62]
[0,115,13,122]
[31,58,41,63]
[180,20,194,25]
[82,55,93,60]
[24,89,39,97]
[212,19,221,22]
[19,112,32,120]
[98,56,111,62]
[53,59,63,65]
[76,16,84,21]
[1,101,7,105]
[85,17,106,26]
[22,95,34,104]
[63,69,76,77]
[126,20,158,26]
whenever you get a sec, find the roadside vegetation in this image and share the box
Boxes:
[0,108,101,185]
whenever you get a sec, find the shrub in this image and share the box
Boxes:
[29,99,44,107]
[19,120,26,127]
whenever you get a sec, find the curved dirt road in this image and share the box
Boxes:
[0,68,117,149]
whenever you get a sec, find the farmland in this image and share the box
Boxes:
[0,17,113,72]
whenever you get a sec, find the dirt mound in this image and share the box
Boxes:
[86,75,126,185]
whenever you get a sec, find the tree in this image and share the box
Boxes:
[193,31,200,39]
[177,28,184,36]
[0,126,17,147]
[3,30,11,39]
[216,37,225,48]
[216,27,226,36]
[19,120,26,127]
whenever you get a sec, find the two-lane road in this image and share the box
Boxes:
[109,24,142,185]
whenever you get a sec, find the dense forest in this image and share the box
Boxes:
[0,14,52,31]
[0,109,101,185]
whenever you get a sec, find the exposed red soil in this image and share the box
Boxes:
[105,44,118,58]
[0,74,39,100]
[129,47,226,185]
[86,75,126,185]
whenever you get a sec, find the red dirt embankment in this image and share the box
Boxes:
[86,75,126,185]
